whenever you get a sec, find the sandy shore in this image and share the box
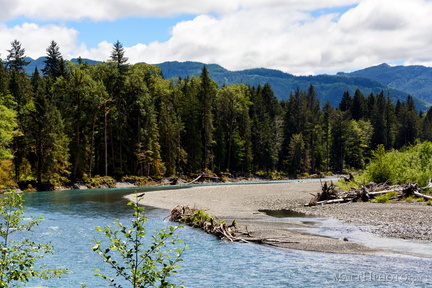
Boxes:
[125,181,431,256]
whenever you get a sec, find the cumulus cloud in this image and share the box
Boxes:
[0,23,79,60]
[129,0,432,74]
[3,0,432,75]
[3,0,359,21]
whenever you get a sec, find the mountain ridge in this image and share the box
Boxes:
[22,57,431,111]
[338,63,432,104]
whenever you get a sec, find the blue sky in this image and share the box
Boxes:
[1,0,432,75]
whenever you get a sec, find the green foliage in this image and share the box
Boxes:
[404,194,415,202]
[371,194,390,203]
[0,103,17,161]
[3,41,432,185]
[371,191,397,203]
[427,200,432,206]
[0,190,68,287]
[364,142,432,186]
[364,144,394,184]
[85,176,116,188]
[334,178,360,191]
[92,199,185,288]
[188,210,213,227]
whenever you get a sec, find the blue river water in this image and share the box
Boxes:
[18,185,432,287]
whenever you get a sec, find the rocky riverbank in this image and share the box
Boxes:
[296,201,432,241]
[124,180,432,256]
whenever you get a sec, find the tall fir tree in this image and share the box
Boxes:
[42,40,66,79]
[29,69,70,186]
[197,66,217,171]
[6,40,32,181]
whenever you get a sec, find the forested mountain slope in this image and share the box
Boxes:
[338,63,432,104]
[158,61,429,110]
[24,58,429,110]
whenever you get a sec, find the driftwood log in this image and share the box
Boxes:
[306,180,432,206]
[169,205,298,245]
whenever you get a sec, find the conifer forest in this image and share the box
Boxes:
[0,40,430,189]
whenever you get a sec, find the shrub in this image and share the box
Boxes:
[364,142,432,186]
[0,191,68,287]
[92,198,185,287]
[189,209,213,227]
[85,176,116,188]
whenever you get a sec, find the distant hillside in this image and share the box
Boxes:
[23,58,430,111]
[24,57,99,74]
[159,61,428,110]
[338,63,432,104]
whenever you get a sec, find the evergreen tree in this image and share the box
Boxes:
[304,84,322,172]
[385,95,396,149]
[287,133,305,174]
[395,95,420,148]
[322,101,334,172]
[110,40,129,74]
[6,40,29,73]
[42,40,66,79]
[339,91,352,112]
[250,84,280,173]
[124,64,165,176]
[214,84,252,173]
[28,69,70,186]
[371,91,388,148]
[178,77,202,173]
[330,110,347,171]
[421,106,432,142]
[6,40,32,181]
[366,92,375,120]
[281,85,321,174]
[0,57,10,97]
[157,83,186,176]
[53,63,107,180]
[351,89,367,120]
[197,66,217,171]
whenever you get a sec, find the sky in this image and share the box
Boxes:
[1,0,432,75]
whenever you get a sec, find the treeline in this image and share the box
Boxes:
[1,39,431,188]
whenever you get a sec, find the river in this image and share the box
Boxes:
[19,186,431,287]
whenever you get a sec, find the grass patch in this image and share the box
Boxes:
[404,194,415,202]
[371,191,398,203]
[372,195,390,203]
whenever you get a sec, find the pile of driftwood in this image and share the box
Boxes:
[170,205,271,244]
[306,180,432,206]
[170,205,244,242]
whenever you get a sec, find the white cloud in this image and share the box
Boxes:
[3,0,432,75]
[0,23,78,60]
[71,41,112,61]
[126,0,432,75]
[3,0,359,21]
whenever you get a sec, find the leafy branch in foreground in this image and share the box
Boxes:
[92,199,185,288]
[0,190,68,287]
